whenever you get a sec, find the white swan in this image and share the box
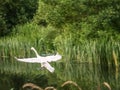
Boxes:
[15,47,62,73]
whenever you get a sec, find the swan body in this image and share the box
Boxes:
[15,47,62,73]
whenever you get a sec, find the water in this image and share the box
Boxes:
[0,62,120,90]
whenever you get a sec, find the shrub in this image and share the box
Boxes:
[0,0,38,36]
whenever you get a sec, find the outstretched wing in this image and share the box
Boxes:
[44,53,62,62]
[42,62,55,73]
[15,57,42,63]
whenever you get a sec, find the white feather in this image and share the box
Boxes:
[41,62,55,73]
[15,47,62,73]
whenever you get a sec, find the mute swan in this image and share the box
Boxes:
[15,47,62,73]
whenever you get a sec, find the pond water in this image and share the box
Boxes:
[0,62,120,90]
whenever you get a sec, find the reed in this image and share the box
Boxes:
[22,83,43,90]
[44,87,57,90]
[112,50,119,80]
[22,83,57,90]
[0,26,120,89]
[97,82,111,90]
[61,80,82,90]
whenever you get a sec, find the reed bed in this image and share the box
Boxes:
[0,32,120,89]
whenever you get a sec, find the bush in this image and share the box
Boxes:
[0,0,38,36]
[33,0,120,39]
[0,14,8,36]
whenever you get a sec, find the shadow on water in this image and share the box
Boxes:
[0,62,120,90]
[0,73,49,90]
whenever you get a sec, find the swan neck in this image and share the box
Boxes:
[32,48,39,57]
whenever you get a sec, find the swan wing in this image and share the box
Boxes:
[15,57,42,63]
[44,54,62,62]
[42,62,54,73]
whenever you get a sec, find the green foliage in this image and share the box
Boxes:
[0,14,8,36]
[10,22,61,53]
[0,0,38,36]
[33,0,120,39]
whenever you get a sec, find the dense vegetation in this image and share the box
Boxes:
[0,0,38,36]
[0,0,120,39]
[0,0,120,90]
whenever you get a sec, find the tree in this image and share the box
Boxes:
[33,0,120,39]
[0,0,38,36]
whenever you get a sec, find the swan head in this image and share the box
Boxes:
[31,47,35,50]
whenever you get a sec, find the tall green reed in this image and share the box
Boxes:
[54,34,120,90]
[0,25,120,89]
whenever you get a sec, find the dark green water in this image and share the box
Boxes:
[0,63,120,90]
